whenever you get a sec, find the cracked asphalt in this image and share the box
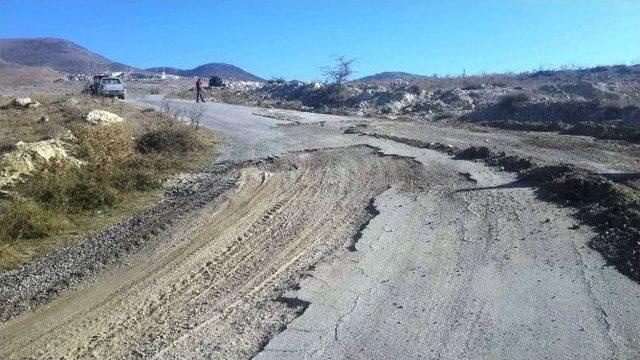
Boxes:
[256,140,640,359]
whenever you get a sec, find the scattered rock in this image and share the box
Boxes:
[85,109,124,125]
[37,116,50,124]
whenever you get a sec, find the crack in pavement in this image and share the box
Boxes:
[334,295,362,342]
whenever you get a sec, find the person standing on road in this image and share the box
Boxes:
[195,78,205,103]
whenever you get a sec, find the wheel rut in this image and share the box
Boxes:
[1,145,427,360]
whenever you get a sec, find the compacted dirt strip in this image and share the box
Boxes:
[0,145,425,359]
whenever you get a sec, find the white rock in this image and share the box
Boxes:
[10,97,41,108]
[13,97,33,107]
[0,139,82,187]
[85,109,124,125]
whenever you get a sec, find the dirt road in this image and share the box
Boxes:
[1,97,639,359]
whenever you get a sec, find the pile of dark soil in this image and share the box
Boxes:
[486,153,534,172]
[561,122,640,143]
[523,165,640,280]
[460,146,640,281]
[456,146,491,160]
[484,120,566,133]
[362,132,458,155]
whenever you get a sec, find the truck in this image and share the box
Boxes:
[90,75,126,99]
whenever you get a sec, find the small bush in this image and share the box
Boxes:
[20,123,158,212]
[20,162,121,211]
[65,179,120,210]
[74,124,135,166]
[59,101,87,122]
[407,84,422,95]
[136,125,201,154]
[0,197,71,241]
[107,157,159,192]
[209,76,225,87]
[267,77,286,85]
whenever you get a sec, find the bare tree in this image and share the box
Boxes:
[321,56,357,85]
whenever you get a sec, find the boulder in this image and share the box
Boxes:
[85,109,124,125]
[0,139,81,188]
[8,97,41,109]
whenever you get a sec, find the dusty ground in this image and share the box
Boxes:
[1,96,639,359]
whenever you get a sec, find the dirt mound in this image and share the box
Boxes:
[523,165,640,280]
[456,146,491,160]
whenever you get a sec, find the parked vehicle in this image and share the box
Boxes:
[90,75,126,99]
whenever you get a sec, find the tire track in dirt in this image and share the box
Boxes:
[1,145,426,359]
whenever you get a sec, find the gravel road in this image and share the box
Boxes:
[1,96,638,359]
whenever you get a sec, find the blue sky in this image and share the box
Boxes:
[2,1,639,80]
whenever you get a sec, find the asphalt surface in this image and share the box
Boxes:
[137,96,640,359]
[2,95,639,359]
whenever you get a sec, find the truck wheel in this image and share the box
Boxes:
[118,94,125,100]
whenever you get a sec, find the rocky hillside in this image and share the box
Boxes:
[0,59,65,89]
[354,71,428,83]
[1,38,136,74]
[195,64,640,142]
[147,63,263,82]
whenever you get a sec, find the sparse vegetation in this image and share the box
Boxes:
[208,76,224,87]
[0,94,218,270]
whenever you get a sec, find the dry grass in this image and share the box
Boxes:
[0,94,219,270]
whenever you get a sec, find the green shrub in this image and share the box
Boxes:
[65,179,120,210]
[107,157,159,192]
[0,197,71,241]
[136,126,201,154]
[20,162,121,211]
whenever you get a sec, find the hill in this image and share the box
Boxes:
[354,71,428,83]
[0,38,137,74]
[0,59,64,89]
[147,63,264,82]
